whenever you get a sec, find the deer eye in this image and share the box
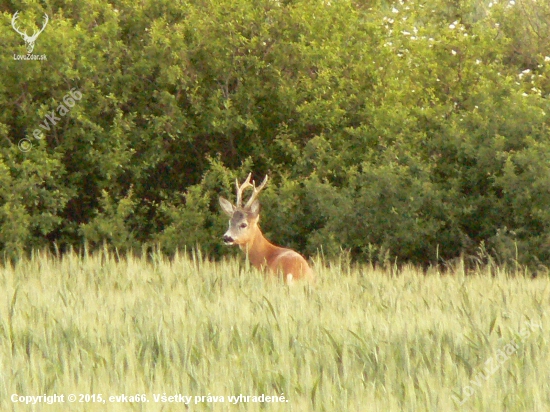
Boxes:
[239,223,248,229]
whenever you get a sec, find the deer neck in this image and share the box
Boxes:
[240,225,275,269]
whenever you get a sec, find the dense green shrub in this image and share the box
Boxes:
[1,0,549,268]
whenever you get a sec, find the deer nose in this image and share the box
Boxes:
[223,235,234,244]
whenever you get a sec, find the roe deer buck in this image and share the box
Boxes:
[219,173,313,284]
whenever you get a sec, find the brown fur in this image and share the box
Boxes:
[238,218,313,283]
[219,174,313,284]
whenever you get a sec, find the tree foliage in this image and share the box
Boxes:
[1,0,549,268]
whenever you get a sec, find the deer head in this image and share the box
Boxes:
[219,173,268,246]
[12,11,49,54]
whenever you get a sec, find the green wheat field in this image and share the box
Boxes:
[0,249,548,411]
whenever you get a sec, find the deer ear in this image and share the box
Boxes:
[249,200,260,218]
[219,197,235,216]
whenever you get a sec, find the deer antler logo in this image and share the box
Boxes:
[11,11,49,54]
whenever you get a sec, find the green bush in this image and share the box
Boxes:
[1,0,549,269]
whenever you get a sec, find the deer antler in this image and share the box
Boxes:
[244,175,268,208]
[235,173,253,207]
[32,14,49,40]
[11,12,48,54]
[11,12,27,37]
[11,12,48,40]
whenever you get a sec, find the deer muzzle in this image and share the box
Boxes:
[223,234,234,245]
